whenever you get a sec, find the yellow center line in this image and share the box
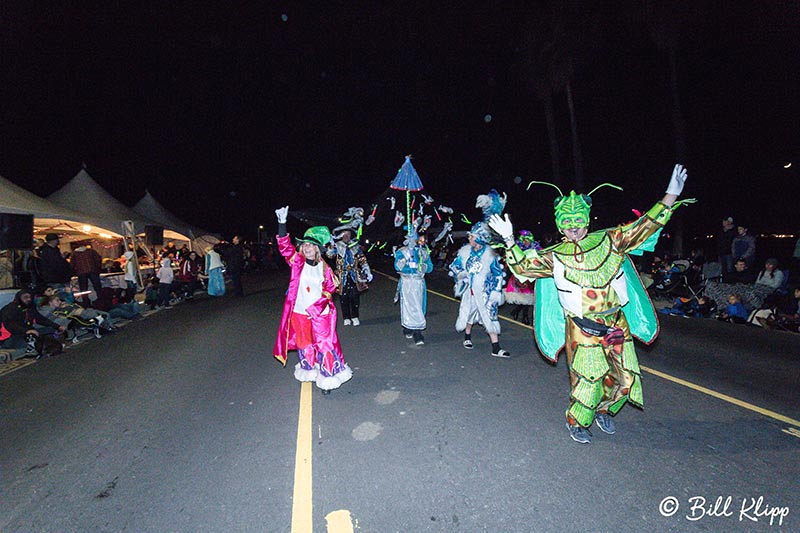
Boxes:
[376,269,800,429]
[291,381,313,533]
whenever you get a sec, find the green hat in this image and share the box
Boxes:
[296,226,332,247]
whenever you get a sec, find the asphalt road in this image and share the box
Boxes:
[2,269,798,532]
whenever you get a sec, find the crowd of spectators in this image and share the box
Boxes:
[1,233,263,361]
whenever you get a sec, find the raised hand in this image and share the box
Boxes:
[665,164,688,196]
[488,214,515,247]
[275,206,289,223]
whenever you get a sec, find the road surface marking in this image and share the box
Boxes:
[375,270,800,429]
[326,509,355,532]
[782,427,800,439]
[291,381,313,533]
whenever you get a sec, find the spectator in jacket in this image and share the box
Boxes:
[717,294,748,324]
[0,289,65,356]
[178,251,204,299]
[219,236,245,297]
[72,244,103,306]
[754,258,785,290]
[123,251,138,294]
[724,259,756,284]
[36,233,73,288]
[156,257,175,309]
[732,225,756,268]
[716,217,736,275]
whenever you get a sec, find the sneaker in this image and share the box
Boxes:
[567,423,592,444]
[343,319,352,326]
[351,318,360,326]
[93,327,102,339]
[463,339,474,349]
[491,349,511,358]
[404,328,413,339]
[594,413,616,435]
[413,332,425,345]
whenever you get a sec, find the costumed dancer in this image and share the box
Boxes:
[488,165,692,444]
[504,231,539,325]
[449,190,510,357]
[330,228,373,326]
[272,206,352,394]
[394,228,433,345]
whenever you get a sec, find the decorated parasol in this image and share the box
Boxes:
[389,155,424,240]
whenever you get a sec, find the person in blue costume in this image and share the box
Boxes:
[489,164,693,444]
[449,190,510,357]
[394,229,433,345]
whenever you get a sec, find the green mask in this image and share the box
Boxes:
[554,191,591,231]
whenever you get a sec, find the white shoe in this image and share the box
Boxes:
[343,319,352,326]
[351,318,360,326]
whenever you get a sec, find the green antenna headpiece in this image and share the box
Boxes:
[527,180,623,231]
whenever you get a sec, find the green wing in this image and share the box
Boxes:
[533,278,565,362]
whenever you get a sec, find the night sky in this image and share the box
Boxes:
[1,2,798,240]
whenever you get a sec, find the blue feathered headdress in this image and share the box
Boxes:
[470,189,507,245]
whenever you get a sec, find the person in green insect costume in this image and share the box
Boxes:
[488,164,692,444]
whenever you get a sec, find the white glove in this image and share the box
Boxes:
[275,206,289,223]
[665,164,688,196]
[488,214,515,246]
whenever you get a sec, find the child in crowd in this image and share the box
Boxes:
[156,257,174,309]
[660,295,716,318]
[717,294,748,324]
[145,276,160,310]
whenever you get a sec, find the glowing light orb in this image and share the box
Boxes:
[483,114,492,123]
[281,14,288,22]
[82,225,92,232]
[513,176,522,185]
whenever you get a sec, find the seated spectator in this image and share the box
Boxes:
[755,258,784,290]
[705,261,772,311]
[660,295,716,318]
[716,294,748,324]
[144,276,160,310]
[0,289,66,357]
[756,288,800,332]
[178,251,204,299]
[92,287,141,320]
[43,294,114,335]
[724,259,755,284]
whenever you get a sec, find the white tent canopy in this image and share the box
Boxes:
[133,190,219,251]
[133,190,218,240]
[0,174,122,239]
[47,169,190,241]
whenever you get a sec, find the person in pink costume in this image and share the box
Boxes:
[504,230,539,325]
[272,206,352,394]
